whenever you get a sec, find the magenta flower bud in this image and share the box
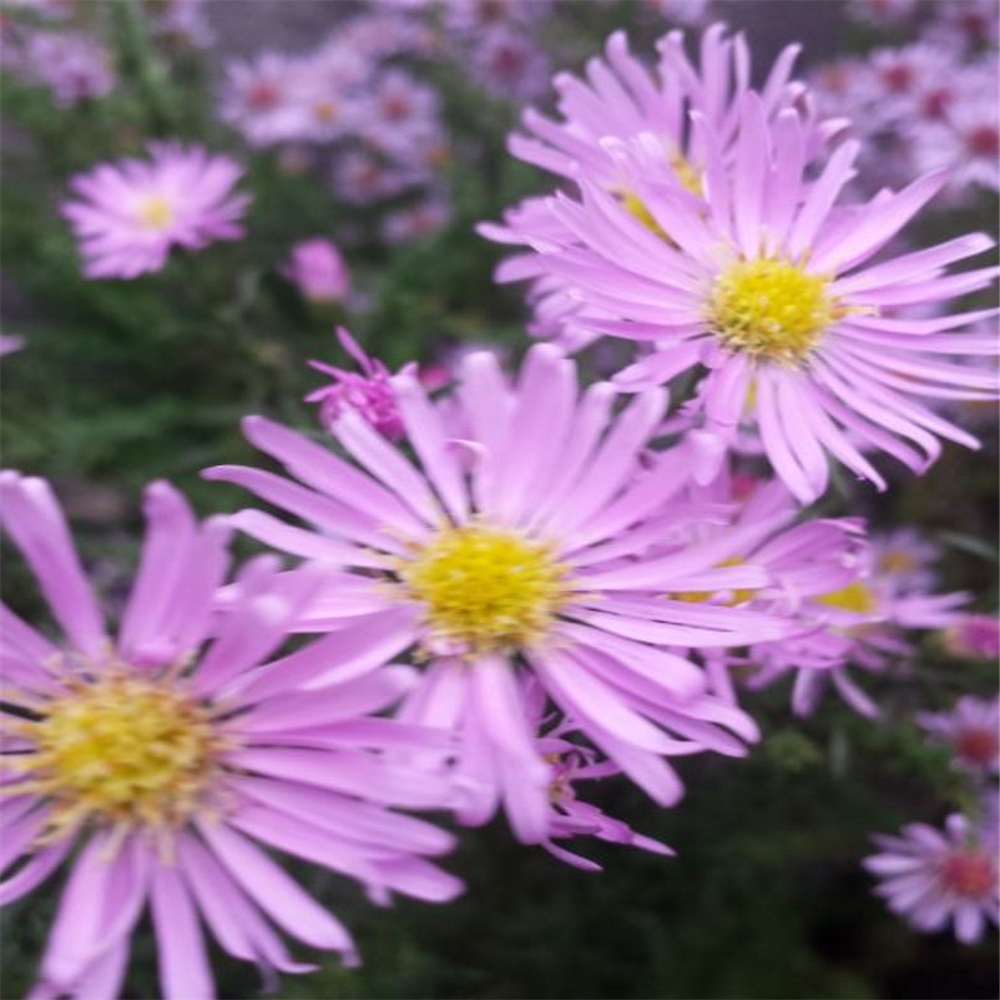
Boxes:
[282,237,351,303]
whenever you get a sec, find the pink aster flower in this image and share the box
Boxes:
[219,52,307,148]
[940,613,1000,660]
[0,473,462,1000]
[465,25,551,102]
[282,238,351,303]
[917,696,999,775]
[381,193,452,244]
[497,92,998,502]
[204,344,791,843]
[864,814,999,944]
[62,143,249,279]
[306,327,408,439]
[19,28,115,105]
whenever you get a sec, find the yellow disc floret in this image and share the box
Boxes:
[707,257,839,364]
[671,556,758,606]
[399,524,570,654]
[138,195,174,230]
[815,580,878,614]
[20,672,224,836]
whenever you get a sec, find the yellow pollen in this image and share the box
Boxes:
[707,257,839,364]
[399,524,570,654]
[671,556,757,605]
[138,195,174,230]
[815,580,878,615]
[14,673,224,837]
[314,100,339,122]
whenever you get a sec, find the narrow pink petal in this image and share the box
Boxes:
[150,861,215,1000]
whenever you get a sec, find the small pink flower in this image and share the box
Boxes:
[62,143,249,279]
[941,613,1000,660]
[917,696,999,775]
[305,327,407,439]
[282,238,351,303]
[864,814,999,944]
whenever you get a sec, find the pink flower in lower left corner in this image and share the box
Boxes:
[864,814,999,944]
[62,142,250,279]
[0,472,461,1000]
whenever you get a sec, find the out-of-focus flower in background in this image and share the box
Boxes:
[61,142,250,279]
[282,237,351,304]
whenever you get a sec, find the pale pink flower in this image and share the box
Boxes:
[0,473,461,1000]
[917,697,1000,775]
[864,814,999,944]
[219,52,307,148]
[331,151,422,205]
[282,238,351,303]
[20,29,114,105]
[62,143,249,279]
[940,613,1000,660]
[306,327,408,439]
[0,333,25,357]
[466,25,551,102]
[205,344,790,842]
[492,95,998,502]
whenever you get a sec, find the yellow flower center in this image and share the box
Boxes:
[15,672,224,837]
[137,195,174,230]
[618,154,702,241]
[670,556,757,605]
[814,580,878,615]
[399,524,570,654]
[707,258,838,363]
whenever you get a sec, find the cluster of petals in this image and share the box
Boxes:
[864,814,999,945]
[281,237,351,304]
[205,343,796,843]
[0,473,461,1000]
[61,142,249,279]
[305,327,409,439]
[3,26,115,105]
[483,25,999,503]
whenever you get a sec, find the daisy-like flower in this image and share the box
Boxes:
[17,29,115,106]
[62,143,249,279]
[917,696,999,775]
[205,344,791,842]
[940,613,1000,660]
[500,93,998,502]
[306,327,408,439]
[1,473,462,1000]
[219,52,306,148]
[864,814,999,944]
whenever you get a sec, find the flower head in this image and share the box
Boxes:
[940,613,1000,660]
[864,814,999,944]
[62,143,249,279]
[206,344,793,843]
[1,473,461,999]
[917,696,1000,774]
[490,87,998,501]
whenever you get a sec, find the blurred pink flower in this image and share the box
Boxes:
[306,327,407,439]
[20,29,115,105]
[940,613,1000,660]
[282,238,351,303]
[0,333,25,357]
[0,473,461,1000]
[917,696,999,775]
[864,814,999,944]
[62,142,249,279]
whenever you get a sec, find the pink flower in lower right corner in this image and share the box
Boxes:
[864,814,999,944]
